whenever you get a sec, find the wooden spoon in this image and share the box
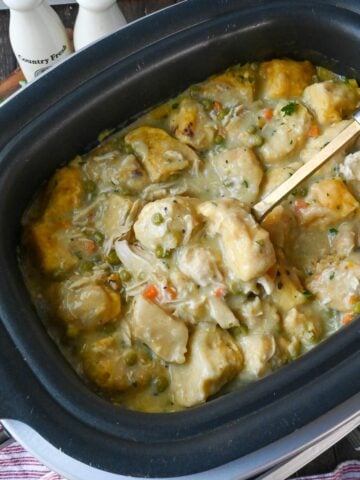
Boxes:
[252,108,360,221]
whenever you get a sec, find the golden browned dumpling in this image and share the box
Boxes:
[259,59,315,99]
[125,126,199,182]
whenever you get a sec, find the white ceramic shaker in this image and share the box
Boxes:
[73,0,127,51]
[4,0,73,82]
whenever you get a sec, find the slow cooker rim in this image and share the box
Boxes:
[0,0,360,477]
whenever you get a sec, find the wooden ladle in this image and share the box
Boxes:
[252,108,360,221]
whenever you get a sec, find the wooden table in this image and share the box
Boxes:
[0,1,359,477]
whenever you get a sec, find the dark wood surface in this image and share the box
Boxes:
[0,0,180,82]
[0,1,359,477]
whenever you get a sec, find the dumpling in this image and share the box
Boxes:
[169,98,216,150]
[133,295,188,364]
[303,81,359,125]
[170,323,243,407]
[134,196,200,252]
[212,147,263,204]
[259,59,315,99]
[125,126,200,182]
[258,101,312,164]
[198,198,275,281]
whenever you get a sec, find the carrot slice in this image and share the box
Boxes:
[342,313,354,325]
[308,123,320,137]
[294,199,309,214]
[143,284,159,301]
[267,265,278,280]
[58,220,71,229]
[85,240,97,252]
[213,286,226,297]
[167,286,177,300]
[262,108,273,121]
[213,101,222,113]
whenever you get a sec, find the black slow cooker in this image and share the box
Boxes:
[0,0,359,477]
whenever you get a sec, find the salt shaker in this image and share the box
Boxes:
[4,0,73,82]
[74,0,126,51]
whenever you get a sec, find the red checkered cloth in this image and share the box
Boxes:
[0,432,360,480]
[0,440,63,480]
[294,461,360,479]
[293,460,360,480]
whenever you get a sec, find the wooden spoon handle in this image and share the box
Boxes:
[253,114,360,221]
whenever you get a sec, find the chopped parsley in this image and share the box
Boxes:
[328,227,338,236]
[255,240,265,251]
[98,129,113,142]
[292,187,307,197]
[329,272,335,280]
[243,179,249,188]
[343,77,358,88]
[303,290,313,299]
[281,102,298,116]
[223,179,234,188]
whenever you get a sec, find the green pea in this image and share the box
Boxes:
[84,179,97,194]
[124,144,134,155]
[155,246,164,258]
[79,260,94,273]
[124,350,138,366]
[52,269,68,281]
[251,134,264,147]
[117,138,126,150]
[155,245,170,259]
[93,230,105,245]
[189,85,201,97]
[247,125,257,134]
[152,212,164,225]
[231,324,249,336]
[353,302,360,314]
[67,325,79,338]
[138,271,146,281]
[297,187,308,197]
[303,290,313,300]
[120,269,132,282]
[214,134,225,145]
[230,282,244,295]
[107,250,121,265]
[201,98,213,111]
[153,375,169,394]
[218,107,230,120]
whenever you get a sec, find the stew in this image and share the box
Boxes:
[20,59,360,412]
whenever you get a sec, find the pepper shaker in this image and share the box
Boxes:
[3,0,73,81]
[73,0,126,51]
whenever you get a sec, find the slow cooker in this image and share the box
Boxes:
[0,1,359,478]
